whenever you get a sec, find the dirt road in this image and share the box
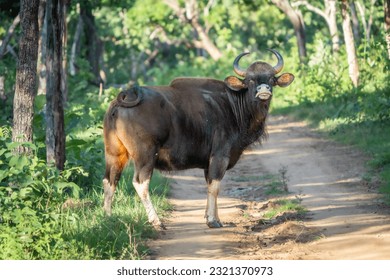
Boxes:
[148,115,390,259]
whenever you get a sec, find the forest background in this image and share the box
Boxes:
[0,0,389,259]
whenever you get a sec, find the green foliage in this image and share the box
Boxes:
[0,58,16,125]
[0,134,81,259]
[0,6,19,117]
[90,0,291,86]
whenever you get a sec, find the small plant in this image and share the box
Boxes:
[262,199,307,220]
[264,180,286,196]
[278,165,289,193]
[264,168,289,196]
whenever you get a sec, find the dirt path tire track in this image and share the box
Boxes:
[149,115,390,259]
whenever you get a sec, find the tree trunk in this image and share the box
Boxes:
[326,0,340,52]
[37,0,47,95]
[340,0,359,87]
[61,3,68,102]
[271,0,307,63]
[366,0,377,42]
[349,1,360,43]
[45,0,66,170]
[69,10,83,76]
[12,0,40,154]
[292,0,340,53]
[385,0,390,59]
[186,0,221,60]
[191,19,222,60]
[80,5,103,85]
[356,0,377,43]
[0,76,5,102]
[0,13,20,60]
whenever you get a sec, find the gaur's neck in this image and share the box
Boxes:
[227,91,269,148]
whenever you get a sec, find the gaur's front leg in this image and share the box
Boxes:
[204,155,229,228]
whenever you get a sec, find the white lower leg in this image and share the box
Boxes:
[205,180,221,224]
[133,180,162,227]
[103,178,114,215]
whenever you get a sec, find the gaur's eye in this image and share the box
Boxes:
[269,78,276,86]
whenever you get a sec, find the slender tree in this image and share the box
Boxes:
[12,0,40,154]
[0,13,20,60]
[37,0,47,95]
[0,76,5,102]
[164,0,222,60]
[340,0,359,87]
[349,1,360,43]
[386,0,390,59]
[69,3,83,76]
[356,0,377,43]
[45,0,67,170]
[292,0,339,52]
[80,3,104,85]
[61,1,68,102]
[271,0,307,62]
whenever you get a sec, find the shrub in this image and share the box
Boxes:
[0,128,81,259]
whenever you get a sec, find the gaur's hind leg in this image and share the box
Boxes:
[103,165,121,215]
[133,154,165,230]
[103,137,128,215]
[204,156,229,228]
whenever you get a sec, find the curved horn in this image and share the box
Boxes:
[267,49,284,74]
[233,52,250,77]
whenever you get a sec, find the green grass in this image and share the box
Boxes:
[262,199,307,219]
[0,155,170,260]
[264,180,287,196]
[59,166,171,260]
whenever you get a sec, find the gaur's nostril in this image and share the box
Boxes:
[257,84,271,91]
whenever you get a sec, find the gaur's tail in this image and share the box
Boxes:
[116,85,143,108]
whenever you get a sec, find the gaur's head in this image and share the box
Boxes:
[224,50,294,103]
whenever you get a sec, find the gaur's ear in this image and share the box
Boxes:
[224,76,247,91]
[276,73,294,87]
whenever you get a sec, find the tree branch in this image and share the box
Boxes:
[355,0,377,41]
[0,13,20,59]
[204,0,215,16]
[272,0,307,61]
[292,0,328,20]
[164,0,187,22]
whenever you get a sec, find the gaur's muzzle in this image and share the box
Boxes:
[255,84,272,100]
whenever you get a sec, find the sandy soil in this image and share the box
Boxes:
[148,115,390,260]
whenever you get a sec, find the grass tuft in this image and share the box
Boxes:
[262,199,307,219]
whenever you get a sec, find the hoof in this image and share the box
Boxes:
[207,220,223,228]
[103,207,112,216]
[152,221,166,231]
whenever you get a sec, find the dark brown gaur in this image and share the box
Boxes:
[102,50,294,229]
